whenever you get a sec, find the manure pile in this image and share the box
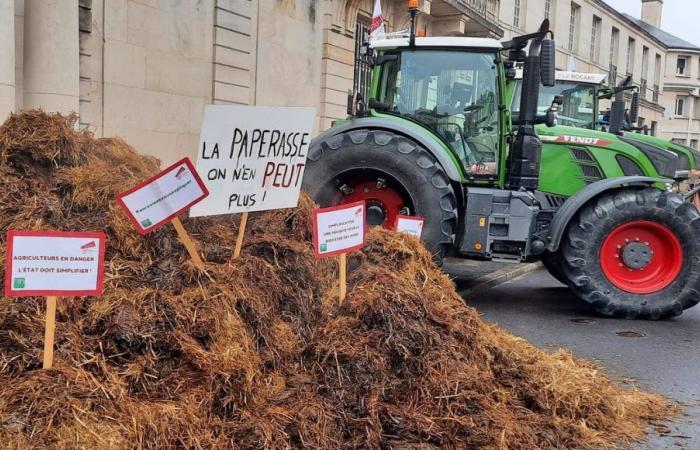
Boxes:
[0,111,675,449]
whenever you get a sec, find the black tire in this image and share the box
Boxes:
[561,188,700,320]
[541,250,568,286]
[303,129,458,263]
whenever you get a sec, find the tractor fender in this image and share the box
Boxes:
[312,118,464,182]
[545,176,671,252]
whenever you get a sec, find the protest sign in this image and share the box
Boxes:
[116,157,208,267]
[189,105,316,217]
[116,157,208,235]
[395,215,425,239]
[5,231,106,297]
[4,230,107,369]
[313,201,366,303]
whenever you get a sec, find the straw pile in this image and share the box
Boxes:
[0,111,675,449]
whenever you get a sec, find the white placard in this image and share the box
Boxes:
[4,231,106,296]
[396,215,425,239]
[189,105,316,217]
[313,201,366,258]
[116,158,208,234]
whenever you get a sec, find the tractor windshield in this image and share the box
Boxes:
[377,50,500,174]
[513,81,597,129]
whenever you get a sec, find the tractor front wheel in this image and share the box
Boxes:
[302,129,458,263]
[561,188,700,319]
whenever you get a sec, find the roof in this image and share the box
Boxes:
[514,69,607,85]
[622,13,700,51]
[370,37,502,51]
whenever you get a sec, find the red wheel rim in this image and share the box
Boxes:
[340,180,405,229]
[600,221,683,294]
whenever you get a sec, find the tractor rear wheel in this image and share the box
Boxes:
[302,129,458,263]
[561,188,700,319]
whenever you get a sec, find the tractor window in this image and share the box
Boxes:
[513,81,597,129]
[378,50,500,176]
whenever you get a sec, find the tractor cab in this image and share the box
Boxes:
[511,71,605,129]
[368,37,505,177]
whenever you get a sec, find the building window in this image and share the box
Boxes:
[626,37,636,75]
[692,139,699,150]
[676,96,687,116]
[513,0,521,27]
[590,16,602,63]
[677,56,688,76]
[672,138,687,145]
[544,0,552,19]
[568,3,580,53]
[651,121,658,136]
[609,27,619,82]
[654,53,662,85]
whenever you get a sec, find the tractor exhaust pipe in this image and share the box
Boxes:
[504,20,555,190]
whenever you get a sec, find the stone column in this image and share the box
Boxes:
[0,0,15,115]
[23,0,79,114]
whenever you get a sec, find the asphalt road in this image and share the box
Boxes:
[447,264,700,450]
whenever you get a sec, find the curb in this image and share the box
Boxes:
[459,262,542,297]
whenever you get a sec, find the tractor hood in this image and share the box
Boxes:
[622,132,700,171]
[538,124,682,179]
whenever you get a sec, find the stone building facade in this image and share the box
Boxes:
[1,0,699,166]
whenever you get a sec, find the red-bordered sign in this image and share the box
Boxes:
[4,230,107,297]
[394,214,425,238]
[312,201,366,258]
[116,157,209,235]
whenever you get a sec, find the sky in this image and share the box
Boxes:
[603,0,700,47]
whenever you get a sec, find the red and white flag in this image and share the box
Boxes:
[369,0,386,44]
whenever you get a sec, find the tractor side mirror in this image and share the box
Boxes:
[545,95,563,127]
[540,39,556,87]
[629,91,640,124]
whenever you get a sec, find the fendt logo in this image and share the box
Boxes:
[542,135,612,147]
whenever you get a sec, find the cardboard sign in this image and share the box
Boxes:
[395,215,425,239]
[116,157,208,234]
[189,105,316,217]
[313,201,366,258]
[4,231,106,297]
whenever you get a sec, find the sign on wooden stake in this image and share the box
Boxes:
[189,106,315,260]
[312,201,366,303]
[4,231,106,369]
[116,157,208,267]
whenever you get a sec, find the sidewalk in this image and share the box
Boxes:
[443,257,542,297]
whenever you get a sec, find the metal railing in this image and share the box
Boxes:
[464,0,499,21]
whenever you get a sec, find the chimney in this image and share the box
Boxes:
[641,0,663,28]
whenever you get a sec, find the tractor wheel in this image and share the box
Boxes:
[561,188,700,319]
[541,251,568,286]
[303,129,458,263]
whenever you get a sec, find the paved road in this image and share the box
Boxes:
[447,265,700,450]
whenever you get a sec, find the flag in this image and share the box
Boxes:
[369,0,385,44]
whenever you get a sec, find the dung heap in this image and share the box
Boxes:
[0,111,675,449]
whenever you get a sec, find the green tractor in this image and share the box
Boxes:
[302,14,700,319]
[510,69,700,175]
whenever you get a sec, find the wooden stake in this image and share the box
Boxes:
[233,211,249,259]
[339,253,347,303]
[43,296,58,369]
[171,217,205,268]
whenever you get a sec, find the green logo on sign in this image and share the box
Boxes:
[320,243,327,252]
[141,218,153,228]
[13,278,25,289]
